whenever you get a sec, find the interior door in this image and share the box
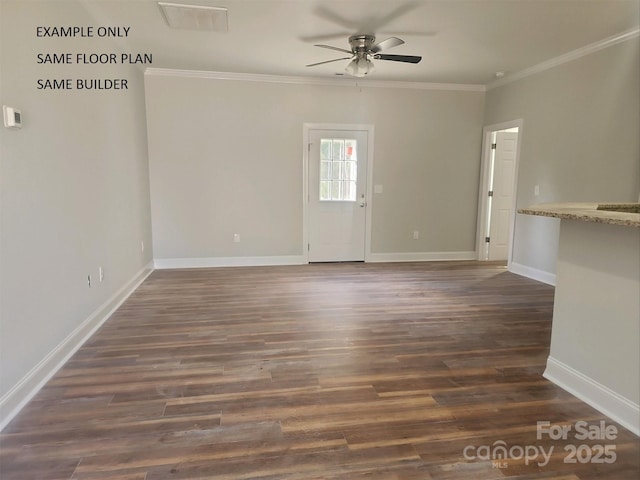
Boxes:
[308,129,368,262]
[488,131,518,260]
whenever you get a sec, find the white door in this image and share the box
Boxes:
[308,129,368,262]
[488,131,518,260]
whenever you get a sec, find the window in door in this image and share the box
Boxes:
[319,138,357,201]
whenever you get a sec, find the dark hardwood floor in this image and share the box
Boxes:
[1,261,638,479]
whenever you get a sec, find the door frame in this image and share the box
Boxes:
[475,119,523,266]
[302,123,375,263]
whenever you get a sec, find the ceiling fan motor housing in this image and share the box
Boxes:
[306,34,421,75]
[349,34,376,54]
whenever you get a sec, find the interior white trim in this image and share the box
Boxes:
[509,261,556,286]
[368,251,477,263]
[0,262,154,432]
[476,119,524,266]
[488,27,640,90]
[144,68,486,92]
[154,255,307,269]
[303,123,375,264]
[544,356,640,436]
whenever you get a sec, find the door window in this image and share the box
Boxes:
[319,138,357,201]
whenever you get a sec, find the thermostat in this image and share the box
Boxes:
[3,105,22,128]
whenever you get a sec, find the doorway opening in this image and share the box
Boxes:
[476,120,523,263]
[303,123,374,263]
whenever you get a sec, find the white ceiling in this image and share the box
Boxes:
[80,0,640,85]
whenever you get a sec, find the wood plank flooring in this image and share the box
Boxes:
[1,261,638,479]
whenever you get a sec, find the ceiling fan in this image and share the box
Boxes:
[306,34,422,77]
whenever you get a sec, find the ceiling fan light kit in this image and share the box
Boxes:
[307,34,421,78]
[345,55,375,77]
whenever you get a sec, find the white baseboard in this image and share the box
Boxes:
[0,262,154,432]
[509,261,556,286]
[154,255,307,269]
[544,356,640,436]
[367,251,477,263]
[155,253,478,269]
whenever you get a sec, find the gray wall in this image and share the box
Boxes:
[0,1,153,403]
[550,221,639,409]
[144,74,486,261]
[484,39,640,276]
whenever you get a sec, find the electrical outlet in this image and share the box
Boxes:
[233,233,241,243]
[99,267,104,282]
[534,185,540,196]
[141,240,145,252]
[413,230,419,240]
[87,274,92,287]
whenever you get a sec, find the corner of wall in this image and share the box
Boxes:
[0,263,154,432]
[509,262,556,286]
[544,357,640,436]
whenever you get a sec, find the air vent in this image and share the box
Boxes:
[158,2,228,32]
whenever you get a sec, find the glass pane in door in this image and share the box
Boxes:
[319,138,357,201]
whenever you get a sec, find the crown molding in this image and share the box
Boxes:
[488,27,640,90]
[145,27,638,92]
[144,68,486,92]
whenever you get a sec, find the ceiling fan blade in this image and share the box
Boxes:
[378,30,437,38]
[314,44,353,55]
[301,32,351,43]
[371,37,405,53]
[364,2,422,32]
[313,6,359,30]
[312,3,422,37]
[374,54,422,64]
[306,57,351,67]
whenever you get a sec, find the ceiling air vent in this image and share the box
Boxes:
[158,2,228,32]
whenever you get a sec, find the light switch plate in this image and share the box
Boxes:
[3,105,22,128]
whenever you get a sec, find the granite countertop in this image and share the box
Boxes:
[518,202,640,227]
